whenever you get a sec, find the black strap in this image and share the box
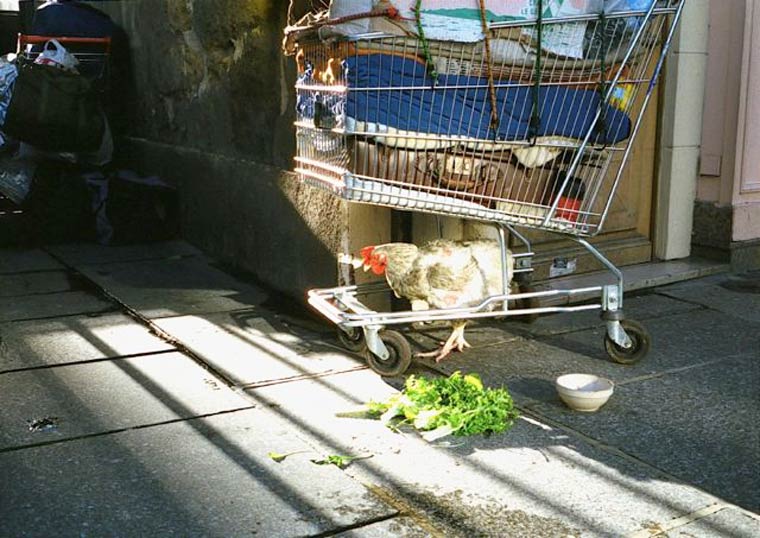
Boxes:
[529,0,543,145]
[594,10,610,147]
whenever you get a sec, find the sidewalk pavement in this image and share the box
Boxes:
[1,240,758,538]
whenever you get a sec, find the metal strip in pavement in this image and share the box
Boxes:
[0,348,178,375]
[237,365,369,390]
[625,503,729,537]
[0,405,256,454]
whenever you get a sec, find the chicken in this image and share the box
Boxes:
[360,239,514,361]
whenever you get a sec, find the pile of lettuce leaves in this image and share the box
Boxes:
[367,372,519,440]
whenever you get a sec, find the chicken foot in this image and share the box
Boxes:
[416,321,470,362]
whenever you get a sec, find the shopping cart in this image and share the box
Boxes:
[0,35,113,229]
[288,1,686,375]
[9,33,112,159]
[17,34,111,84]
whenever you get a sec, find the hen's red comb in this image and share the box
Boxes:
[360,246,375,262]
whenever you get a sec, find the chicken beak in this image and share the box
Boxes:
[337,253,364,270]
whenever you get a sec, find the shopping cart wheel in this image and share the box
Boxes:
[365,330,412,377]
[604,319,651,365]
[337,327,367,353]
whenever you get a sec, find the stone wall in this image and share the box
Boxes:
[97,0,358,298]
[103,0,297,167]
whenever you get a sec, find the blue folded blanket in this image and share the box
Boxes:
[345,54,630,144]
[32,1,116,38]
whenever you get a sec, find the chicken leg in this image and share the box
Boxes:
[416,320,470,362]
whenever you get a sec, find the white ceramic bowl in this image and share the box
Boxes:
[555,374,614,412]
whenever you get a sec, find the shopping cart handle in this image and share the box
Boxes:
[18,34,112,52]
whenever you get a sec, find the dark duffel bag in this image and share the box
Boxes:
[4,61,105,153]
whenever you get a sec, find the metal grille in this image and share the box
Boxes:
[293,2,683,237]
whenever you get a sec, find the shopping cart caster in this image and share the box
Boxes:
[337,326,367,353]
[364,330,412,377]
[604,319,651,365]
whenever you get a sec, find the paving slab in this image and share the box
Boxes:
[0,248,62,273]
[430,338,627,405]
[658,271,760,323]
[245,369,724,538]
[0,270,72,297]
[652,507,760,538]
[529,354,760,512]
[544,258,729,306]
[168,308,339,357]
[405,294,700,361]
[0,352,250,450]
[77,256,269,318]
[412,306,760,409]
[0,312,174,372]
[406,323,523,355]
[502,293,702,337]
[413,333,653,408]
[547,308,760,374]
[154,310,364,387]
[0,407,397,538]
[0,290,114,322]
[274,307,346,341]
[47,240,202,266]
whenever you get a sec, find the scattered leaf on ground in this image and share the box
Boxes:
[310,453,373,469]
[267,450,310,463]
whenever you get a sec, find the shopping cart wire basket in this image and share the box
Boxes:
[286,0,686,375]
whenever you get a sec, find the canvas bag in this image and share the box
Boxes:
[374,0,605,42]
[351,141,555,210]
[3,61,105,153]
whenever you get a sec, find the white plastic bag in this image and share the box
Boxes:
[521,1,605,59]
[0,155,36,205]
[604,0,656,13]
[327,0,373,36]
[33,39,80,73]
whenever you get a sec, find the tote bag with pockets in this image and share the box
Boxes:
[4,61,105,153]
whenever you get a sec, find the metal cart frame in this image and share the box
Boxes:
[289,1,686,375]
[17,34,111,85]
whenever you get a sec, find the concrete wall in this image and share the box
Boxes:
[97,0,373,299]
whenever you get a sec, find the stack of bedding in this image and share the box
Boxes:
[344,53,631,147]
